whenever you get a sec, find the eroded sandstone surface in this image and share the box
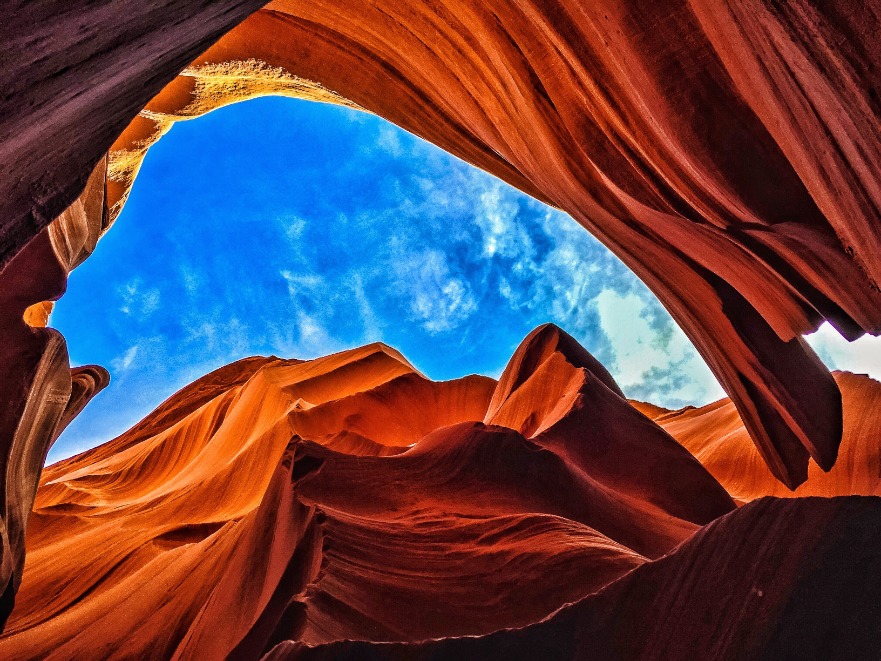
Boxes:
[5,1,881,494]
[2,1,881,654]
[1,327,879,659]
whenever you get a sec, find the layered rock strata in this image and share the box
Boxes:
[5,1,881,493]
[3,327,878,659]
[634,370,881,502]
[3,0,881,640]
[0,326,732,657]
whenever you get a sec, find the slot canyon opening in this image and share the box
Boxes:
[49,95,735,463]
[5,4,881,657]
[8,4,881,497]
[46,94,881,465]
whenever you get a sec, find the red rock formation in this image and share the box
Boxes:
[3,0,881,647]
[5,0,881,495]
[636,371,881,502]
[0,222,95,623]
[58,366,111,437]
[93,1,881,489]
[4,328,879,659]
[487,325,735,529]
[277,497,881,661]
[0,150,114,612]
[0,328,740,658]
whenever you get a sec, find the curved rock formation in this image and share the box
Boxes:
[4,1,881,494]
[278,497,881,661]
[3,0,881,643]
[0,135,114,612]
[0,226,70,623]
[4,328,880,659]
[486,325,735,528]
[0,328,740,658]
[635,371,881,502]
[58,366,111,438]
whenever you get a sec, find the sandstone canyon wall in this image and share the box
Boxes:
[0,328,723,655]
[6,0,881,489]
[3,0,881,652]
[634,370,881,502]
[1,327,879,659]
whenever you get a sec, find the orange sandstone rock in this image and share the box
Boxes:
[2,0,881,644]
[3,328,879,658]
[278,497,881,661]
[5,1,881,493]
[0,328,729,658]
[639,371,881,502]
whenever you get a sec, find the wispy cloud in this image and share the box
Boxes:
[594,289,724,405]
[110,345,139,372]
[376,125,404,157]
[475,184,531,260]
[118,277,161,316]
[348,273,382,340]
[283,215,307,239]
[393,248,477,334]
[280,270,325,298]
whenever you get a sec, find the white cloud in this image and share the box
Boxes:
[141,290,160,315]
[118,278,161,317]
[181,315,251,360]
[377,125,404,157]
[348,273,382,340]
[280,270,324,298]
[498,276,517,306]
[296,311,338,352]
[342,108,368,124]
[394,249,477,334]
[594,288,724,405]
[806,322,881,381]
[282,215,307,242]
[263,312,344,360]
[106,336,170,385]
[180,265,202,296]
[476,184,530,259]
[110,345,139,372]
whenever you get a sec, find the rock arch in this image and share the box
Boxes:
[2,0,880,622]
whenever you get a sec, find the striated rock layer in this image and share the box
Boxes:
[5,0,881,498]
[281,497,881,661]
[0,209,111,624]
[633,370,881,502]
[3,0,881,642]
[2,326,879,659]
[0,326,728,658]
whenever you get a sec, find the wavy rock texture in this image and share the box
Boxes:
[0,214,110,623]
[633,371,881,502]
[0,0,269,609]
[0,326,740,659]
[4,0,881,495]
[279,497,881,661]
[3,0,881,646]
[3,327,880,659]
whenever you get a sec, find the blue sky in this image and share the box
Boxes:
[49,97,881,462]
